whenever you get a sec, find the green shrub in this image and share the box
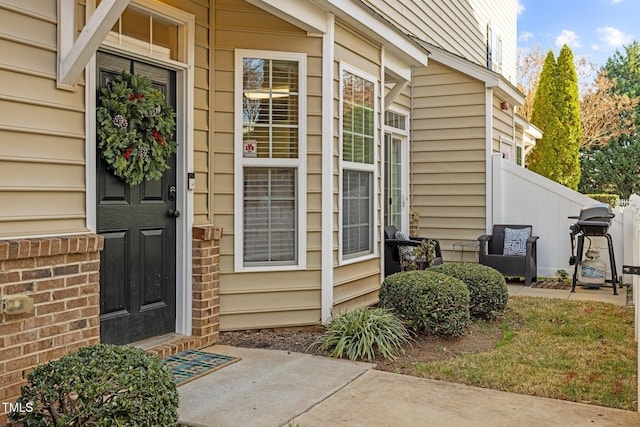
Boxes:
[379,270,470,337]
[585,193,619,208]
[8,344,179,426]
[308,306,411,361]
[429,263,508,318]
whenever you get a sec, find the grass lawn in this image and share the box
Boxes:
[413,296,638,411]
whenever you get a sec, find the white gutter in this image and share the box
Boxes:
[321,13,335,323]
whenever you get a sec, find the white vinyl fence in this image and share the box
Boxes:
[492,154,640,410]
[491,154,629,279]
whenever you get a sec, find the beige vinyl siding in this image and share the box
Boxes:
[0,0,211,238]
[492,95,515,153]
[332,22,382,312]
[362,0,517,84]
[214,0,323,330]
[181,0,212,226]
[0,1,86,238]
[411,62,486,261]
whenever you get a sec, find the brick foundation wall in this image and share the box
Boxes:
[0,235,103,423]
[0,227,222,422]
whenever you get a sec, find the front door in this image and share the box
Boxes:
[97,51,177,345]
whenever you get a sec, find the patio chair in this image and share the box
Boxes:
[384,225,443,276]
[478,224,538,286]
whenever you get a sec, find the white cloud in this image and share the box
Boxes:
[591,44,601,51]
[519,31,533,42]
[517,0,525,15]
[611,0,624,4]
[556,30,581,48]
[597,26,633,47]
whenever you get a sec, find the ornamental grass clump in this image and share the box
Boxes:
[7,344,179,427]
[308,306,411,361]
[379,270,470,336]
[429,262,508,318]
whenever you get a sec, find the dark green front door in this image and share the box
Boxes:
[97,51,177,345]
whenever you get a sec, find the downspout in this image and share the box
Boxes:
[321,13,335,322]
[380,46,386,284]
[485,87,494,233]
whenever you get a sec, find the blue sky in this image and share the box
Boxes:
[517,0,638,69]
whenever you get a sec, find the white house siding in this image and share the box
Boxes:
[331,22,384,314]
[213,0,323,330]
[411,62,487,261]
[362,0,517,84]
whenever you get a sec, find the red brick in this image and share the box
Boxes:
[69,319,88,331]
[36,301,65,315]
[30,291,51,304]
[35,277,64,291]
[53,330,83,347]
[0,271,21,284]
[38,347,66,363]
[67,253,88,263]
[65,296,89,309]
[5,258,36,269]
[39,323,67,337]
[66,274,88,286]
[6,354,37,372]
[36,255,66,267]
[22,268,51,280]
[53,308,81,323]
[0,346,22,361]
[23,338,54,355]
[2,281,35,293]
[0,241,9,260]
[81,261,100,273]
[5,330,38,347]
[52,287,79,300]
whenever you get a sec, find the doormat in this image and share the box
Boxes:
[530,280,572,290]
[164,350,241,386]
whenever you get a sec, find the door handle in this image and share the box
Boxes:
[168,209,180,218]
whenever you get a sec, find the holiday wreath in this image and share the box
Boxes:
[97,71,177,186]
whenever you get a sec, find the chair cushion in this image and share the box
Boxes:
[394,230,414,261]
[503,227,531,256]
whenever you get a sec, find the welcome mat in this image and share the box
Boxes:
[530,280,572,290]
[164,350,241,386]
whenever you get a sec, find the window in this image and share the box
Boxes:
[384,109,409,231]
[235,50,306,270]
[341,65,376,260]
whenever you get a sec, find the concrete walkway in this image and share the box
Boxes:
[178,285,638,427]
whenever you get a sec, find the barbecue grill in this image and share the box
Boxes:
[568,203,618,294]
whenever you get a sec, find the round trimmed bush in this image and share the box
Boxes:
[379,270,470,337]
[430,262,508,318]
[8,344,179,426]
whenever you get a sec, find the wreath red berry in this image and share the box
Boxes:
[97,71,177,186]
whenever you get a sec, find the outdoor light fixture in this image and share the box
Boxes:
[500,100,510,111]
[1,295,34,315]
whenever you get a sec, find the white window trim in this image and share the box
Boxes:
[384,106,410,233]
[339,62,379,265]
[233,49,307,272]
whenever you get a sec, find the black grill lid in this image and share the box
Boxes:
[577,203,614,222]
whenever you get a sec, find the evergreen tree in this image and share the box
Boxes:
[579,138,640,198]
[555,45,582,189]
[528,50,561,180]
[579,41,640,198]
[527,46,582,190]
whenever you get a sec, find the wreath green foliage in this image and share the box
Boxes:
[97,71,177,186]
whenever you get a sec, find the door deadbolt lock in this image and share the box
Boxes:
[168,185,177,201]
